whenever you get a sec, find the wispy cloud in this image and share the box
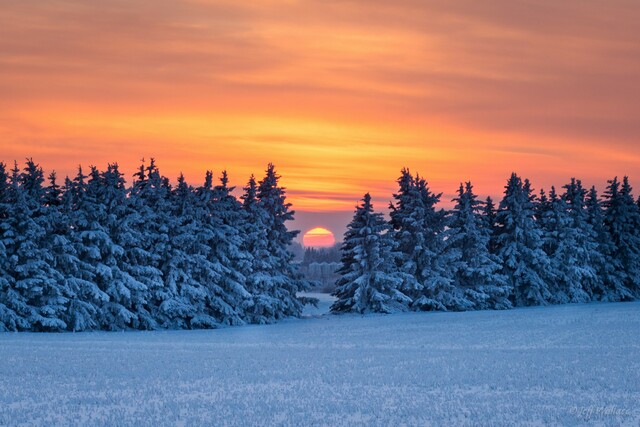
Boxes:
[1,0,638,211]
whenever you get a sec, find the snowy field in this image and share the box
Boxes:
[1,297,639,426]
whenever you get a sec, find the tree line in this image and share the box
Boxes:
[332,169,640,313]
[0,159,312,331]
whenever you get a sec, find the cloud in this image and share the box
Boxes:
[0,0,638,212]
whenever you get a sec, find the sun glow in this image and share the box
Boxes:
[303,227,336,248]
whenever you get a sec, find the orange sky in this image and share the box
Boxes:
[1,0,639,237]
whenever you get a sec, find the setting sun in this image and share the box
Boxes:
[302,227,336,248]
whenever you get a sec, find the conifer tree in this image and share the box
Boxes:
[389,169,454,310]
[332,193,411,313]
[585,187,629,301]
[240,174,278,323]
[159,172,221,328]
[555,179,599,302]
[445,183,511,310]
[603,177,640,298]
[0,162,26,331]
[495,173,552,306]
[10,160,68,330]
[256,164,309,319]
[45,170,102,331]
[208,171,252,324]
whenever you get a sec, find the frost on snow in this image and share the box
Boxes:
[0,301,638,425]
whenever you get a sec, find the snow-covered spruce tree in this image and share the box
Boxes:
[445,182,511,310]
[483,196,499,255]
[538,180,598,304]
[254,164,310,319]
[555,179,599,302]
[240,175,280,323]
[536,187,568,303]
[603,177,640,299]
[65,164,150,330]
[535,188,553,253]
[535,184,597,304]
[103,163,162,329]
[123,159,173,329]
[158,172,222,328]
[158,170,248,329]
[207,171,252,323]
[331,193,411,313]
[388,168,456,311]
[585,186,630,301]
[8,160,69,331]
[0,162,28,331]
[388,169,424,303]
[45,170,106,331]
[495,173,552,306]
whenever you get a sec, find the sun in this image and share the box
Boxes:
[303,227,336,248]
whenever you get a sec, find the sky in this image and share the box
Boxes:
[1,0,639,240]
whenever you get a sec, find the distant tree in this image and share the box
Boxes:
[445,182,511,310]
[482,196,498,254]
[289,241,305,262]
[332,193,411,313]
[495,174,552,306]
[302,245,341,265]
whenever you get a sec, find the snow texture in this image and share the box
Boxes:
[1,298,638,426]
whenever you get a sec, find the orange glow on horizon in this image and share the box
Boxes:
[303,227,336,248]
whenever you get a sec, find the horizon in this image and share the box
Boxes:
[2,158,634,243]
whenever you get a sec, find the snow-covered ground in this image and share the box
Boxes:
[1,299,639,426]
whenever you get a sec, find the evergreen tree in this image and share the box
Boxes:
[255,164,309,319]
[495,174,552,306]
[585,186,629,301]
[603,177,640,298]
[483,196,498,254]
[445,183,511,310]
[240,174,278,323]
[207,171,252,324]
[158,172,219,328]
[66,165,149,330]
[331,193,411,313]
[44,171,62,207]
[389,169,454,311]
[547,179,598,303]
[46,170,105,331]
[126,159,170,329]
[9,160,68,330]
[0,162,27,331]
[536,187,565,302]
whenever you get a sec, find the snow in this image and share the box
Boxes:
[1,300,639,426]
